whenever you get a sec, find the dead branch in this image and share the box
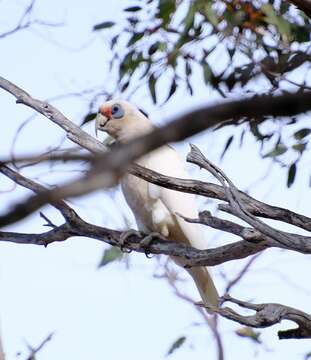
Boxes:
[0,163,306,268]
[25,332,54,360]
[186,145,311,255]
[0,0,36,39]
[2,154,310,232]
[0,1,62,40]
[0,164,267,264]
[215,295,311,340]
[130,164,311,232]
[1,76,311,339]
[1,76,311,226]
[0,76,105,154]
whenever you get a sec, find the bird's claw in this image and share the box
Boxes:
[119,229,142,253]
[139,232,160,258]
[119,230,159,258]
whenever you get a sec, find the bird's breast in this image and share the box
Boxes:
[121,172,174,236]
[121,173,153,231]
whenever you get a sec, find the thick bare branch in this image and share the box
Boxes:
[0,167,310,339]
[0,165,266,265]
[186,145,311,254]
[215,295,311,340]
[130,164,311,232]
[0,164,75,220]
[1,157,310,260]
[0,76,105,154]
[0,164,305,261]
[2,152,309,232]
[0,217,267,266]
[1,153,310,232]
[1,76,311,226]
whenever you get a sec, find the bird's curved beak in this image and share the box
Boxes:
[95,106,112,137]
[95,112,109,137]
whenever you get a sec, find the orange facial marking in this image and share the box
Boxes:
[100,105,112,119]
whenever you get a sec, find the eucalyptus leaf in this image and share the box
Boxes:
[287,163,297,188]
[93,21,115,31]
[166,336,186,356]
[98,246,123,268]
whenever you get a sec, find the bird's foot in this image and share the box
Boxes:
[139,232,161,258]
[119,230,161,258]
[119,229,142,253]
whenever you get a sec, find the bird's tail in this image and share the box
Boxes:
[187,266,219,309]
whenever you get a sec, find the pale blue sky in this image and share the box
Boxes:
[0,1,310,359]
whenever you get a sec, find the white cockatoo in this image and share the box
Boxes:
[95,100,219,308]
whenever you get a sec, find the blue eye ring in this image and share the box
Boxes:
[111,103,124,119]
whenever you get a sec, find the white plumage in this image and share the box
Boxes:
[96,100,219,307]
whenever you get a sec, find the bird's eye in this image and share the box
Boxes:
[111,104,124,119]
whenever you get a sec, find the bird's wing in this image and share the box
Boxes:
[145,145,207,250]
[144,145,219,307]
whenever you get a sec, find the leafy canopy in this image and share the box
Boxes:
[93,0,311,187]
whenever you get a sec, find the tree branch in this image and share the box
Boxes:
[0,165,267,265]
[25,332,54,360]
[214,294,311,340]
[1,76,311,226]
[130,164,311,232]
[0,163,307,269]
[0,76,105,154]
[1,158,310,340]
[0,1,63,40]
[287,0,311,19]
[186,145,311,254]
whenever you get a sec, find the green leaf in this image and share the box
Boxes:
[110,34,119,49]
[236,327,261,344]
[124,6,142,12]
[127,32,144,47]
[119,51,134,79]
[204,2,218,27]
[165,78,177,102]
[185,60,192,76]
[93,21,115,31]
[294,128,311,140]
[148,42,160,56]
[220,135,234,159]
[290,24,310,43]
[292,142,307,153]
[202,62,212,84]
[127,16,139,26]
[262,4,291,41]
[280,2,290,14]
[148,74,157,104]
[263,143,287,158]
[81,112,96,126]
[182,3,196,32]
[287,163,297,188]
[250,122,272,142]
[166,336,186,356]
[157,0,176,26]
[121,80,130,92]
[98,246,123,268]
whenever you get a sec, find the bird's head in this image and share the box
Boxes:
[95,99,152,142]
